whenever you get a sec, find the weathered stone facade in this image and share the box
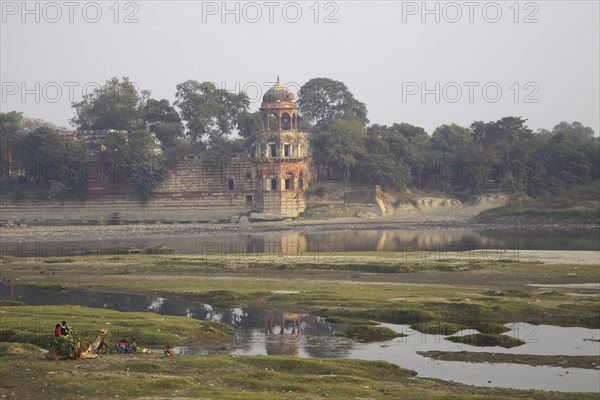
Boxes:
[0,80,310,224]
[250,78,310,219]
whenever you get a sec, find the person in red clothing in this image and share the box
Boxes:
[116,339,128,353]
[54,324,62,337]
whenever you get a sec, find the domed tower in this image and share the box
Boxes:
[250,77,310,220]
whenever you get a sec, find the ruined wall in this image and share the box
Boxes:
[258,191,307,219]
[0,157,260,224]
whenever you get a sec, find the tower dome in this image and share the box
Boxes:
[262,77,295,103]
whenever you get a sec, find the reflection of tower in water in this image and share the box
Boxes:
[265,312,302,356]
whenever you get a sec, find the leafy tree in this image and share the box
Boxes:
[365,124,390,155]
[174,80,249,143]
[127,129,167,201]
[99,130,129,184]
[544,123,599,189]
[427,124,475,194]
[98,129,166,201]
[384,123,429,164]
[21,126,66,173]
[202,136,245,174]
[18,127,67,197]
[143,99,185,148]
[237,111,261,146]
[431,124,473,154]
[313,118,367,183]
[0,111,24,164]
[359,153,405,189]
[298,78,368,131]
[372,123,429,188]
[62,139,90,199]
[552,121,595,138]
[72,77,145,131]
[471,117,533,164]
[471,117,534,193]
[21,116,60,134]
[1,119,89,198]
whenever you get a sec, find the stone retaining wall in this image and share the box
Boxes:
[0,158,257,224]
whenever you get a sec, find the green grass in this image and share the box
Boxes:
[468,322,511,335]
[446,334,525,348]
[1,253,599,398]
[477,203,600,224]
[411,321,463,335]
[334,325,406,342]
[2,253,598,329]
[0,341,45,356]
[418,351,600,369]
[2,255,599,332]
[0,353,596,399]
[0,305,233,348]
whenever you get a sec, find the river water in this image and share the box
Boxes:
[1,227,598,259]
[1,283,598,392]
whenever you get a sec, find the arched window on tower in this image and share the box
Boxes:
[269,113,279,131]
[281,113,291,130]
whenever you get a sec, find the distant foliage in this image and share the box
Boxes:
[1,76,598,203]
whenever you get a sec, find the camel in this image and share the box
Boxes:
[46,329,110,360]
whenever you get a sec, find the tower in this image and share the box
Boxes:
[250,78,310,220]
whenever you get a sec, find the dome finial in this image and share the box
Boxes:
[262,77,296,103]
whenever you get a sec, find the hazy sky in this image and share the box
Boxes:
[1,0,599,134]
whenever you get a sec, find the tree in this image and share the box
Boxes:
[143,99,185,148]
[431,124,473,154]
[428,124,474,194]
[21,116,60,134]
[471,117,533,164]
[313,118,367,183]
[552,121,595,138]
[62,139,90,199]
[384,123,429,164]
[98,130,129,185]
[174,80,249,143]
[471,117,534,193]
[544,123,598,189]
[0,111,24,164]
[127,129,167,202]
[72,77,145,131]
[99,129,166,201]
[298,78,368,131]
[19,127,67,196]
[21,126,66,172]
[237,111,261,146]
[203,136,244,176]
[359,153,405,190]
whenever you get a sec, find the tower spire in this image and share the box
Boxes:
[277,74,280,83]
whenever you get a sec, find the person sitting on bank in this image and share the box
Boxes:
[164,344,173,358]
[116,339,128,353]
[60,321,70,336]
[54,324,62,337]
[127,338,137,353]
